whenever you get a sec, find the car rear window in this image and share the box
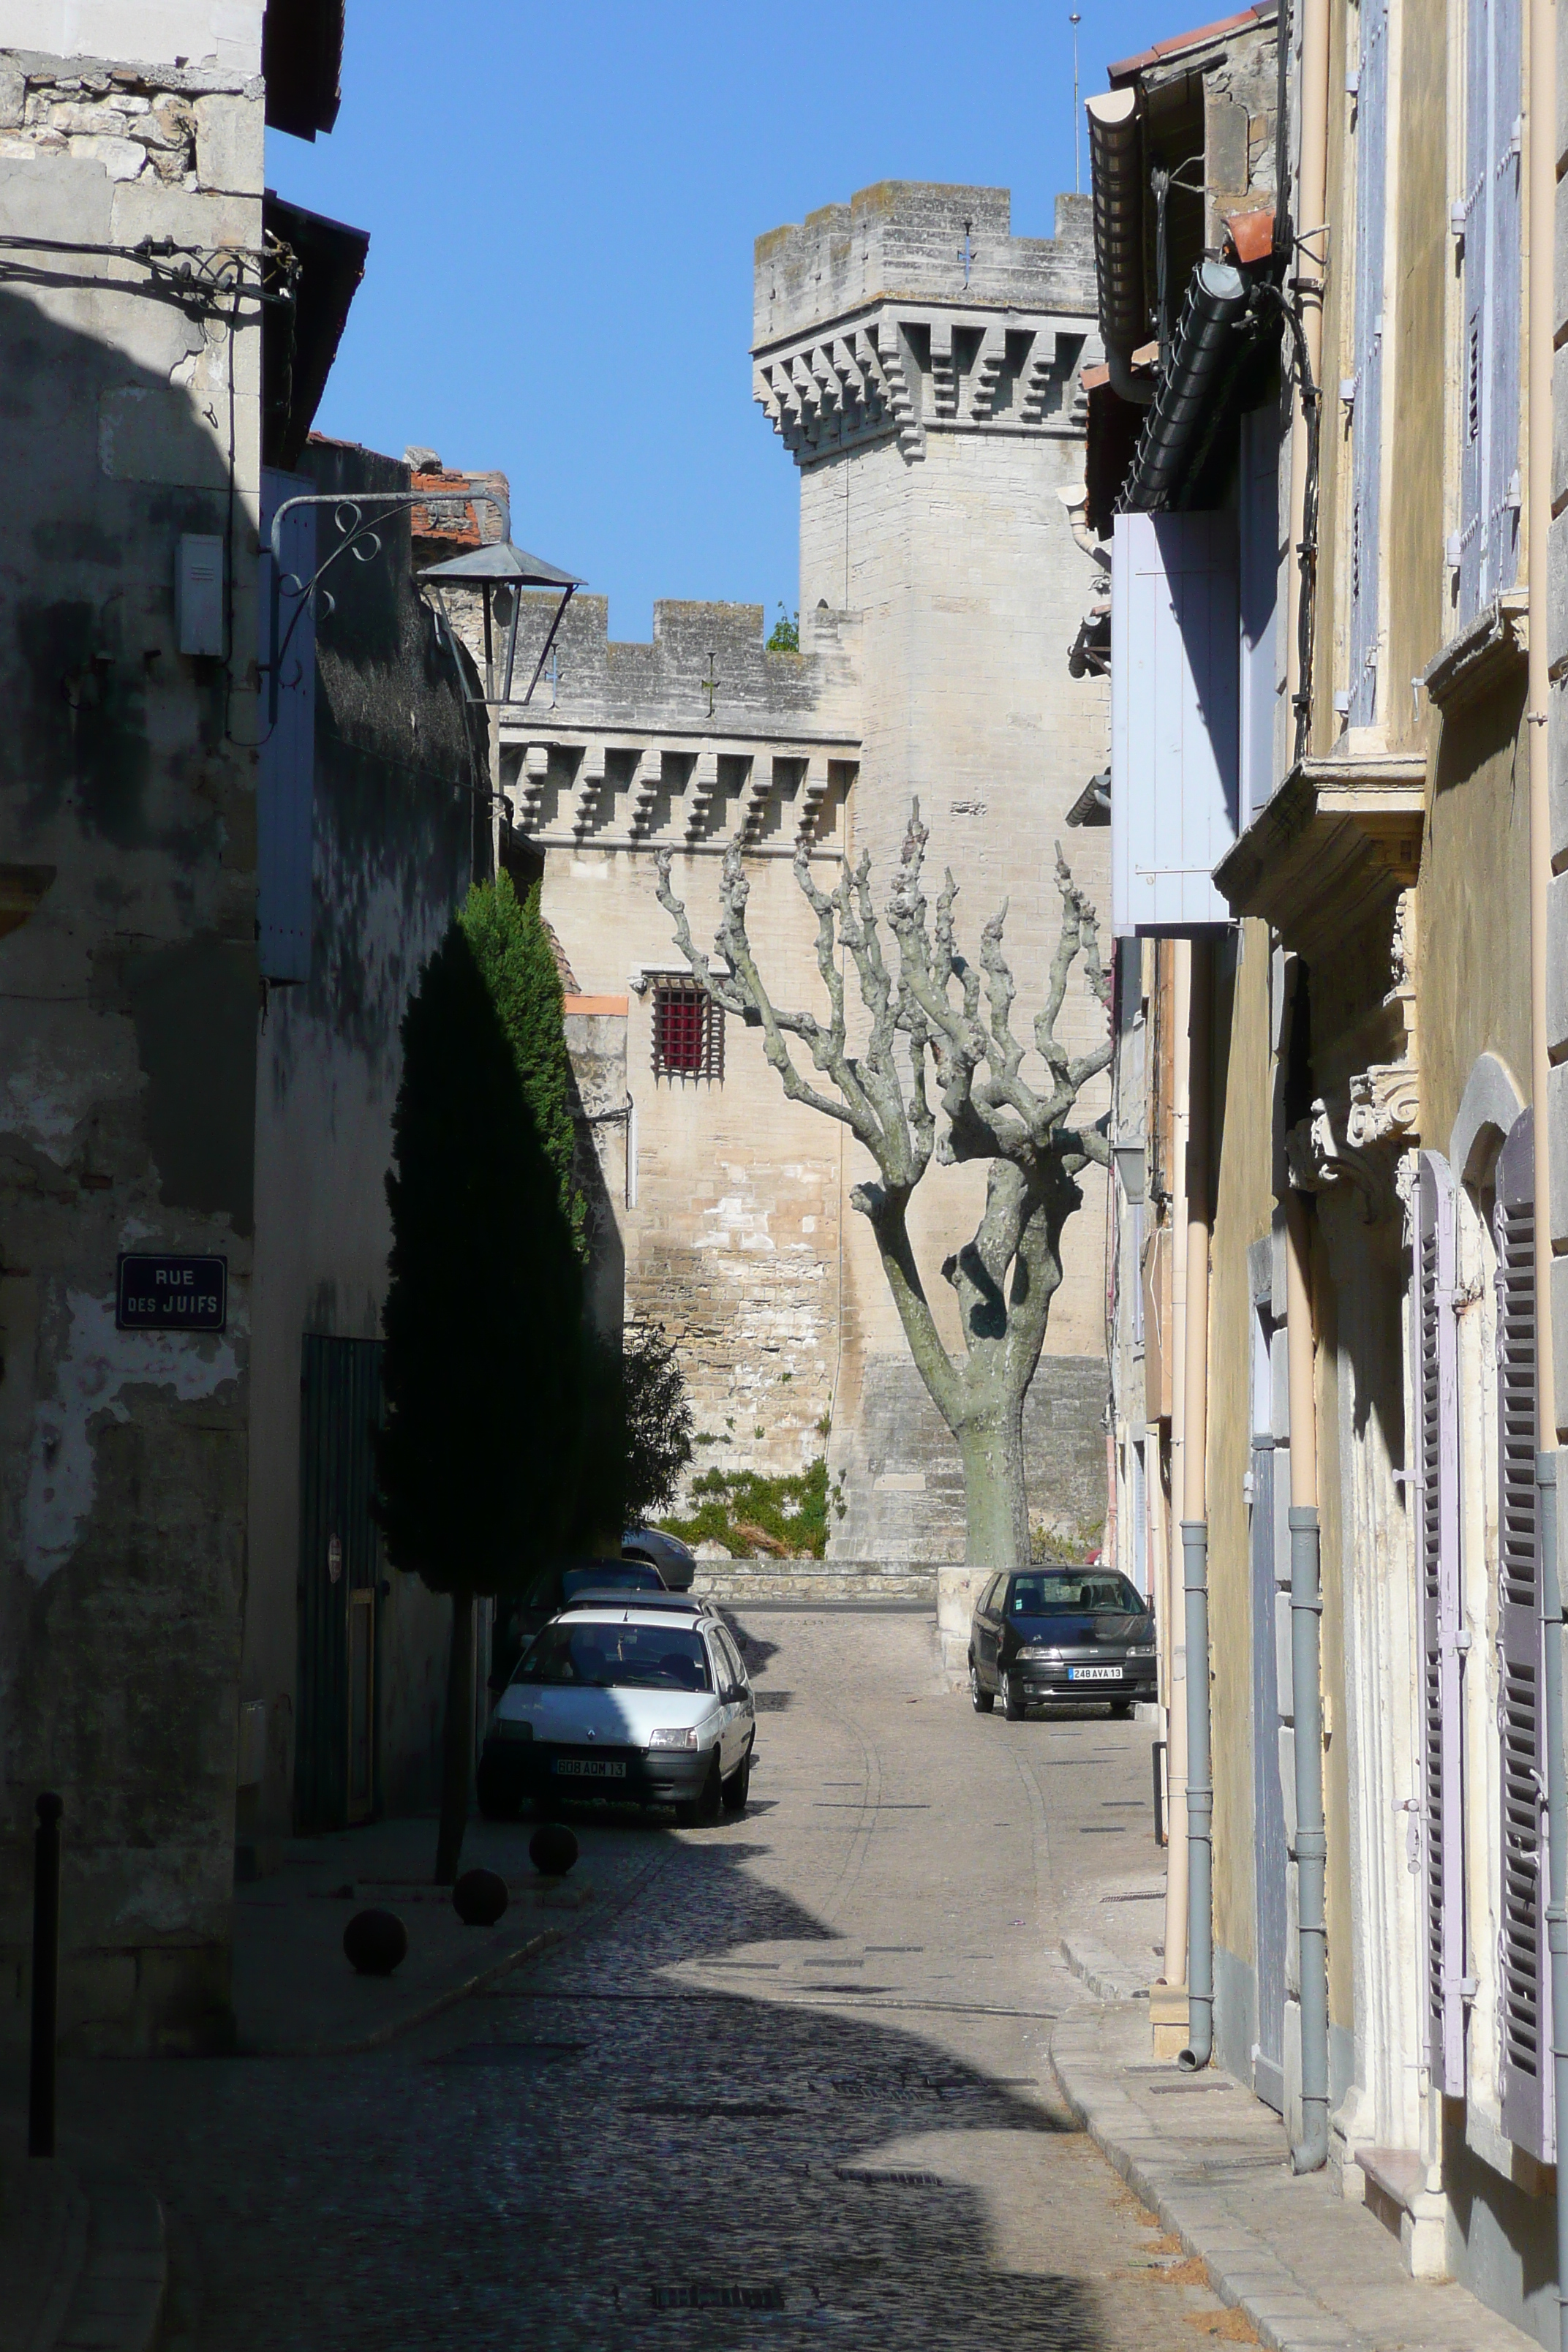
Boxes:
[516,1623,713,1692]
[1010,1571,1145,1615]
[561,1562,661,1600]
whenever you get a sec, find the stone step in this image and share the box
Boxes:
[689,1557,938,1606]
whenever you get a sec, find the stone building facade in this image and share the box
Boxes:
[506,181,1113,1559]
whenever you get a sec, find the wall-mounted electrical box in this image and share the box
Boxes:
[176,532,225,656]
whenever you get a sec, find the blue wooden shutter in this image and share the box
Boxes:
[258,468,316,984]
[1496,1109,1551,2156]
[1348,0,1389,723]
[1111,510,1240,936]
[1414,1151,1465,2094]
[1459,0,1523,623]
[1237,408,1280,826]
[1485,0,1522,600]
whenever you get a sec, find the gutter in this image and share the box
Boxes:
[1087,89,1154,406]
[1117,260,1251,514]
[1525,0,1567,2337]
[1177,941,1215,2072]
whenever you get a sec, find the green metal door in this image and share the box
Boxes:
[296,1334,385,1833]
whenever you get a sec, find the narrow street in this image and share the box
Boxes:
[62,1613,1218,2349]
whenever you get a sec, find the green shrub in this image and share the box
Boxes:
[661,1457,830,1558]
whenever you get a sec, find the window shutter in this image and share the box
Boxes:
[1347,0,1389,724]
[1458,0,1523,624]
[1484,0,1521,601]
[1237,408,1280,827]
[1110,510,1240,937]
[1496,1108,1551,2156]
[1414,1152,1465,2093]
[258,469,316,984]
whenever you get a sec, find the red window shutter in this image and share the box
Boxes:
[1414,1152,1465,2093]
[1495,1108,1551,2157]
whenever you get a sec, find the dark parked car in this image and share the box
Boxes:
[622,1526,696,1591]
[968,1567,1156,1720]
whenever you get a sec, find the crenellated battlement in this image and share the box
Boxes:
[752,183,1098,468]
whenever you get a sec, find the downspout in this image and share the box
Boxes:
[1284,0,1331,740]
[1524,0,1567,2334]
[1162,941,1193,1991]
[1285,1188,1329,2171]
[1178,940,1215,2070]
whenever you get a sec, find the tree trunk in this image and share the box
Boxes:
[956,1393,1030,1570]
[434,1586,475,1885]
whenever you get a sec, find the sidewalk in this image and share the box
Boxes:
[232,1811,671,2054]
[0,2125,165,2352]
[1052,1875,1541,2352]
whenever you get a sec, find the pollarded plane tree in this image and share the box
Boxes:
[655,802,1112,1570]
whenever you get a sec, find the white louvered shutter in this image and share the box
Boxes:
[1458,0,1523,625]
[1495,1109,1551,2157]
[1414,1153,1465,2092]
[1110,510,1240,937]
[1348,0,1389,724]
[258,469,316,984]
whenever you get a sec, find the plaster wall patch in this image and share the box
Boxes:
[22,1287,239,1583]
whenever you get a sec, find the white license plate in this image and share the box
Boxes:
[554,1757,626,1779]
[1068,1665,1123,1682]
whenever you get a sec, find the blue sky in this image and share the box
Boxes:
[270,2,1182,641]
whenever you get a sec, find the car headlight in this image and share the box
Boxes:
[1017,1645,1057,1661]
[492,1718,533,1741]
[1130,1646,1157,1657]
[647,1727,700,1750]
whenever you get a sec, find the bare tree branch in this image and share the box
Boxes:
[655,804,1113,1569]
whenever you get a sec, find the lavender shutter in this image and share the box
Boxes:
[1496,1108,1551,2156]
[1414,1153,1465,2092]
[258,469,316,984]
[1485,0,1521,600]
[1347,0,1388,724]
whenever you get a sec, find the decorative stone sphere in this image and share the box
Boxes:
[452,1866,509,1926]
[343,1907,407,1975]
[529,1822,579,1877]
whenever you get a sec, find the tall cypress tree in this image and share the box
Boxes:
[374,918,584,1882]
[459,872,585,1257]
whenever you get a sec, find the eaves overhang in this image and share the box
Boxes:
[1213,753,1425,961]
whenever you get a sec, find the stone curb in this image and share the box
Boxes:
[1048,2006,1365,2352]
[1058,1929,1150,2005]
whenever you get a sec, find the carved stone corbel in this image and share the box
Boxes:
[1286,1096,1393,1224]
[1344,1060,1420,1150]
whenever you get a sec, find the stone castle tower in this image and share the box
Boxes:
[505,180,1109,1562]
[751,183,1112,1556]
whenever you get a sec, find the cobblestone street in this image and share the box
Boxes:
[58,1613,1226,2350]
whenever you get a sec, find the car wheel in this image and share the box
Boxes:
[970,1656,995,1714]
[722,1750,751,1814]
[1001,1670,1025,1722]
[676,1755,723,1828]
[475,1754,521,1821]
[1109,1698,1134,1719]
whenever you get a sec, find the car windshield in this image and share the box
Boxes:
[561,1563,660,1600]
[1010,1571,1145,1616]
[516,1623,712,1692]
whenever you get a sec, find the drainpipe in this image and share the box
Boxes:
[1162,943,1192,1992]
[1285,1188,1329,2171]
[1525,0,1567,2333]
[1178,941,1215,2072]
[1284,0,1331,736]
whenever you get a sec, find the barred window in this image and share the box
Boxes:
[652,983,723,1080]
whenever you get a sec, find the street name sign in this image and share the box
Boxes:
[116,1253,227,1333]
